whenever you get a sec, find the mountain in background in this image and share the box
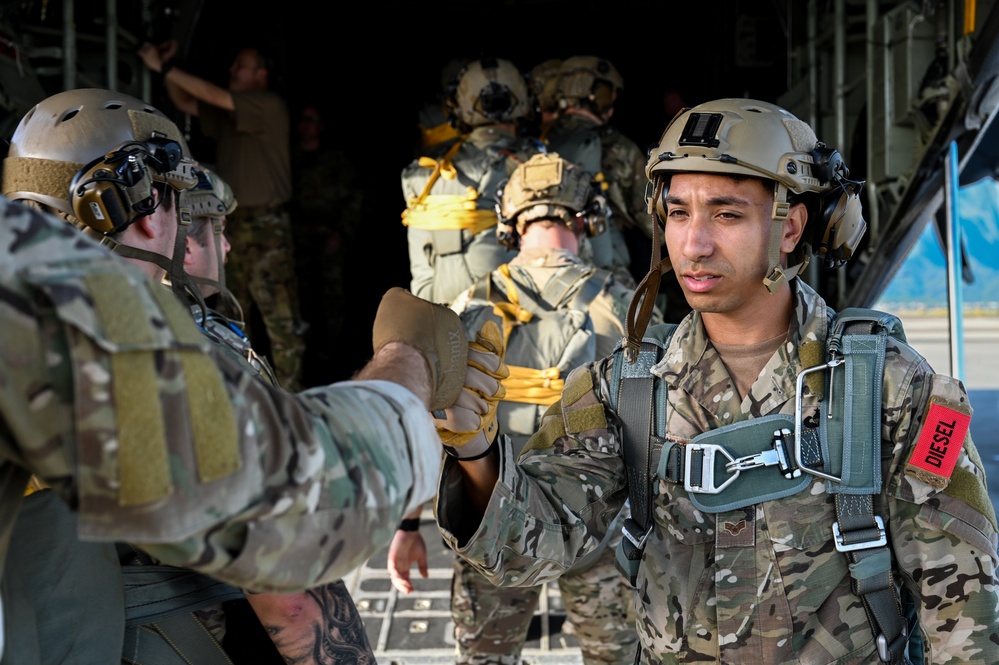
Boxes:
[876,178,999,311]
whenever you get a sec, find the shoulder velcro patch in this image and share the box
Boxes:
[905,396,972,490]
[520,365,608,453]
[521,401,566,453]
[560,365,608,436]
[560,364,593,407]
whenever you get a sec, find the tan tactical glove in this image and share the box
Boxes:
[372,288,467,411]
[434,320,509,459]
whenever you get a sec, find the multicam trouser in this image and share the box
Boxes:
[224,204,305,391]
[451,514,639,665]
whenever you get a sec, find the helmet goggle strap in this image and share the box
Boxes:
[624,176,673,363]
[762,182,809,294]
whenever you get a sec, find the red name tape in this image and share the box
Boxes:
[908,401,971,481]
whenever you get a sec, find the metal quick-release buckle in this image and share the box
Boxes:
[831,515,887,552]
[683,443,738,494]
[725,428,802,479]
[685,427,803,494]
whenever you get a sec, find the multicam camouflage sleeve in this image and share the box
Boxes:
[436,298,999,663]
[436,359,629,586]
[0,197,441,594]
[884,343,999,662]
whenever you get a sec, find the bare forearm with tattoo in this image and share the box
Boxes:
[244,581,375,664]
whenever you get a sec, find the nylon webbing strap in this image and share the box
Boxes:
[620,344,656,529]
[122,612,236,665]
[829,317,908,665]
[122,564,244,625]
[614,339,662,585]
[539,265,588,307]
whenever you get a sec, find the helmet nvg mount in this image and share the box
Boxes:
[449,57,531,129]
[2,87,198,237]
[496,152,608,249]
[645,97,866,292]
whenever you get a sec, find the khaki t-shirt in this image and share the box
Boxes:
[199,89,291,208]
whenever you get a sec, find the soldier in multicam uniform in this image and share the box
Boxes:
[401,57,546,305]
[0,88,488,663]
[182,166,376,663]
[183,166,280,385]
[430,99,999,664]
[391,153,658,664]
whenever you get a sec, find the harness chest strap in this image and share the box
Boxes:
[612,312,912,665]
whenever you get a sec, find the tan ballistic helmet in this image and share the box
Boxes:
[2,88,198,236]
[645,98,866,291]
[528,58,563,116]
[186,166,238,219]
[555,56,624,114]
[451,57,531,129]
[182,166,241,311]
[496,152,607,249]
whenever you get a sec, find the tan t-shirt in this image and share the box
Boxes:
[711,331,787,401]
[199,89,291,208]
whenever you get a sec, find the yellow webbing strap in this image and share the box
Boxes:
[490,264,533,344]
[503,365,563,405]
[421,123,464,149]
[486,264,564,405]
[401,193,498,233]
[401,139,465,221]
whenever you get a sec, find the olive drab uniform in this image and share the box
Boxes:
[400,126,545,304]
[447,246,654,664]
[0,196,442,621]
[436,279,999,664]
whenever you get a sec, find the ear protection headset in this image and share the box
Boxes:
[809,142,866,268]
[69,135,184,235]
[579,191,609,238]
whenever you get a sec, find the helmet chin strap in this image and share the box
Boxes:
[762,182,810,293]
[624,177,673,363]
